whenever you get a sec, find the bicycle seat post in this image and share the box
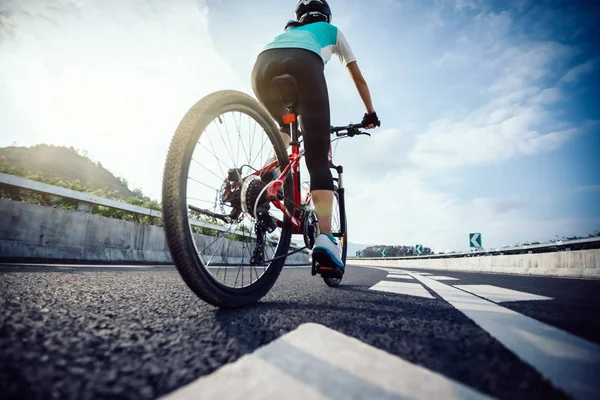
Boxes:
[270,74,303,206]
[284,106,300,147]
[270,74,300,146]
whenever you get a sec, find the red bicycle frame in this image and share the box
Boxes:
[242,112,334,235]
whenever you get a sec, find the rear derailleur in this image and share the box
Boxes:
[250,205,277,267]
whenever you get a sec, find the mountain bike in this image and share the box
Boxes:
[162,77,371,308]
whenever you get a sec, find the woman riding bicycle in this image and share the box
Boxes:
[251,0,380,278]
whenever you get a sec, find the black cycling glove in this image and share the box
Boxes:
[362,112,381,128]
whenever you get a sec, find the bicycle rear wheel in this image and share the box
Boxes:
[323,185,347,287]
[162,90,293,308]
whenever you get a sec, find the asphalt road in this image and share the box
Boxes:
[1,264,599,400]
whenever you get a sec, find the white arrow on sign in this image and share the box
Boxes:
[470,233,481,248]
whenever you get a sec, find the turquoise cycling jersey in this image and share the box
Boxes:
[262,22,356,66]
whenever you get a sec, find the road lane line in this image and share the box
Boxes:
[373,268,406,273]
[386,274,414,280]
[428,276,460,281]
[161,323,491,400]
[455,285,553,302]
[369,281,434,299]
[408,273,600,400]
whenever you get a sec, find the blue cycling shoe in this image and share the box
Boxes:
[312,233,344,278]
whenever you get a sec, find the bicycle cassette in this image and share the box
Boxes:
[241,176,269,218]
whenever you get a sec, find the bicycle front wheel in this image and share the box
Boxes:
[162,90,293,308]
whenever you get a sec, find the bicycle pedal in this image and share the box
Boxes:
[317,264,344,279]
[311,260,319,276]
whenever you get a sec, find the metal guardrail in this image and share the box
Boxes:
[349,236,600,260]
[5,172,594,258]
[0,173,307,251]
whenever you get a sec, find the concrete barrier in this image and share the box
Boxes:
[348,250,600,279]
[0,199,309,265]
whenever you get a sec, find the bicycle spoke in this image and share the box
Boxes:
[205,227,234,267]
[233,257,242,287]
[266,244,275,270]
[187,197,217,205]
[201,229,231,254]
[223,235,233,279]
[248,119,257,166]
[214,119,237,169]
[188,176,219,192]
[196,142,230,180]
[234,111,250,166]
[252,256,261,281]
[202,127,228,178]
[192,157,223,181]
[251,134,270,168]
[219,114,239,168]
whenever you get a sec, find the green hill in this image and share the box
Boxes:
[0,144,136,198]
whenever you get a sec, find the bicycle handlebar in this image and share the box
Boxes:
[330,123,371,138]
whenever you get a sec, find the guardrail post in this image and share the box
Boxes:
[77,201,93,213]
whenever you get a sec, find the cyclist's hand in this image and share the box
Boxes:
[362,112,381,129]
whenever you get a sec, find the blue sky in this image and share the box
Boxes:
[0,0,598,251]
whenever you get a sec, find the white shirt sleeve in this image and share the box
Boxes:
[335,29,357,66]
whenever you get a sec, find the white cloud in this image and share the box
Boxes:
[408,104,577,169]
[532,87,561,104]
[454,0,478,11]
[0,0,244,200]
[407,18,578,170]
[561,59,597,83]
[346,168,598,251]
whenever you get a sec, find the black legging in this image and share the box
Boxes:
[251,48,334,192]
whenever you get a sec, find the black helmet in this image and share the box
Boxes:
[295,0,332,23]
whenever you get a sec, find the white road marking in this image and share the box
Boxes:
[428,276,460,281]
[161,323,491,400]
[386,274,414,280]
[374,267,405,274]
[403,271,433,275]
[370,281,434,299]
[408,273,600,400]
[455,285,553,303]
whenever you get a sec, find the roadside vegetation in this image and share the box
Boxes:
[0,146,224,237]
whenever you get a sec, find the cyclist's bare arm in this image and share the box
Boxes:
[346,61,376,127]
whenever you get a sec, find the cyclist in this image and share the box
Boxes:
[251,0,380,277]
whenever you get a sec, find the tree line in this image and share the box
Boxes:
[358,245,432,257]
